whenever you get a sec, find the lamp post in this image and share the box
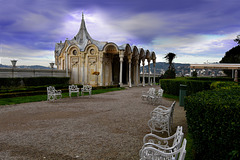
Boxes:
[11,60,17,68]
[50,62,54,69]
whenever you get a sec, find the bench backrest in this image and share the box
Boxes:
[156,88,164,97]
[82,85,92,91]
[143,126,184,147]
[47,86,56,94]
[69,85,79,90]
[173,126,184,152]
[140,138,187,160]
[169,101,176,119]
[148,88,156,96]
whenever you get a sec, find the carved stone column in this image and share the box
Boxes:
[65,51,68,77]
[142,61,145,87]
[153,62,156,85]
[148,59,151,85]
[119,53,124,87]
[128,58,132,88]
[99,52,103,86]
[135,60,139,86]
[84,56,88,84]
[81,54,85,85]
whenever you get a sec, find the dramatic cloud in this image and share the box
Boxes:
[1,0,240,66]
[1,44,54,66]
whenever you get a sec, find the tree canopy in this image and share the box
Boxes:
[220,45,240,63]
[164,52,176,70]
[220,42,240,77]
[163,52,176,79]
[234,35,240,45]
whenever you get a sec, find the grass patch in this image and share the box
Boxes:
[0,87,125,105]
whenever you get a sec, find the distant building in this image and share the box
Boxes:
[54,13,157,87]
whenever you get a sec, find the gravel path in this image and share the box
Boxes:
[0,86,187,160]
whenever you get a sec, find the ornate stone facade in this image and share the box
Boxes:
[55,14,156,87]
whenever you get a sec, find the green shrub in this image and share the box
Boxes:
[160,78,212,96]
[184,86,240,160]
[192,71,197,77]
[0,78,22,88]
[22,77,69,86]
[187,77,239,81]
[210,81,239,89]
[163,69,176,79]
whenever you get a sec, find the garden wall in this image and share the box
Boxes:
[0,68,67,78]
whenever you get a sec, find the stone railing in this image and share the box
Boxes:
[0,68,67,78]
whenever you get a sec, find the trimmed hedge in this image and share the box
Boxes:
[187,77,239,81]
[0,77,70,88]
[0,84,70,98]
[184,86,240,160]
[160,78,212,96]
[210,81,239,89]
[0,84,120,98]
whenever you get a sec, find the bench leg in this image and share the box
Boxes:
[48,95,55,101]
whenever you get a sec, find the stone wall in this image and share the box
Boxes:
[0,68,67,78]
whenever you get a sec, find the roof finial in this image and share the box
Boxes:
[82,12,84,20]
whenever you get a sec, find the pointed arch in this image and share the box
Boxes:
[139,48,145,61]
[151,51,156,62]
[145,50,151,61]
[132,46,139,58]
[124,43,132,56]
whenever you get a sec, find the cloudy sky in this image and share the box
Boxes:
[1,0,240,67]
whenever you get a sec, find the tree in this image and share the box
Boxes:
[163,52,176,79]
[192,70,197,77]
[220,35,240,77]
[234,35,240,45]
[164,52,176,70]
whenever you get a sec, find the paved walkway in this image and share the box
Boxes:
[0,86,187,160]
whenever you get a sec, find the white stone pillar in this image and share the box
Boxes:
[136,60,139,86]
[128,59,132,87]
[99,52,103,86]
[153,62,156,85]
[138,61,141,85]
[119,54,124,87]
[148,60,150,85]
[82,58,85,85]
[189,68,192,77]
[65,51,68,77]
[84,56,87,84]
[142,61,145,87]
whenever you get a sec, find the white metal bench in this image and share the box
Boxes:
[69,85,80,97]
[140,138,187,160]
[47,86,62,101]
[81,85,92,96]
[141,88,156,101]
[148,88,164,105]
[140,126,184,160]
[148,101,176,136]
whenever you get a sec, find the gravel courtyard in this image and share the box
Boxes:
[0,86,187,160]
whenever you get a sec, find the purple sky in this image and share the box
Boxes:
[0,0,240,66]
